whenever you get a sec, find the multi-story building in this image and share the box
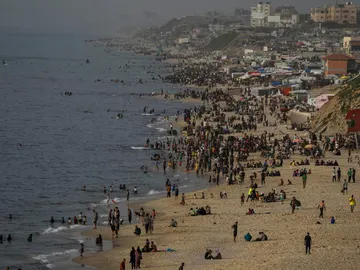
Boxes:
[267,5,299,27]
[343,36,360,59]
[311,2,358,24]
[251,2,271,27]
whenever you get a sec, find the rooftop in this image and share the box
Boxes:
[323,53,356,61]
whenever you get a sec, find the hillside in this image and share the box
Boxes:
[204,31,239,51]
[312,76,360,134]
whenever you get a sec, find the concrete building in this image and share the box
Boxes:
[323,53,356,75]
[311,2,358,24]
[267,14,299,27]
[251,2,271,27]
[344,36,360,59]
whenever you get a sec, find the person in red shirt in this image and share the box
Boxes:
[120,258,126,270]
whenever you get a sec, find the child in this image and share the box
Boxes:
[80,243,84,258]
[241,193,245,205]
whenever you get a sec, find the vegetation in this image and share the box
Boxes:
[204,31,238,51]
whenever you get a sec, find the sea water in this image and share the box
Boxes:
[0,32,206,269]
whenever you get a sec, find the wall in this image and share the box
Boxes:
[325,60,347,75]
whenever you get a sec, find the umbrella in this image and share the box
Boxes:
[304,144,315,149]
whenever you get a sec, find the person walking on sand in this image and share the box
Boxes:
[232,221,238,242]
[347,168,353,183]
[349,195,356,213]
[332,168,336,182]
[302,172,307,188]
[337,167,341,182]
[130,247,136,269]
[318,200,326,218]
[135,246,142,269]
[120,258,126,270]
[179,262,185,270]
[342,180,348,195]
[352,168,356,183]
[304,232,311,254]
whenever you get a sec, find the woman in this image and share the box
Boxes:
[130,247,136,269]
[135,246,142,269]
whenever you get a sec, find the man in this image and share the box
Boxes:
[343,180,348,195]
[352,168,356,183]
[347,168,353,183]
[179,262,185,270]
[318,200,326,218]
[349,195,356,213]
[232,221,238,242]
[302,173,307,189]
[304,232,311,254]
[120,258,126,270]
[92,210,98,229]
[337,167,341,182]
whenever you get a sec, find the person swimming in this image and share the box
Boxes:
[133,186,138,195]
[0,234,3,243]
[7,234,12,242]
[50,216,55,224]
[27,234,32,242]
[61,217,65,224]
[9,214,12,220]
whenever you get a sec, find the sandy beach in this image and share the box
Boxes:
[74,87,360,270]
[75,149,360,270]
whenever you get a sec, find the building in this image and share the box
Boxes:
[344,36,360,60]
[322,53,356,75]
[311,2,358,24]
[251,2,271,27]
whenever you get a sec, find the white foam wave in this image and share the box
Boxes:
[148,189,165,196]
[32,249,78,265]
[146,124,154,128]
[42,224,83,235]
[156,128,166,132]
[101,221,108,225]
[100,214,108,218]
[131,146,148,150]
[100,197,123,205]
[142,113,154,116]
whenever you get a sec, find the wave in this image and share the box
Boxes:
[148,189,165,196]
[146,124,154,128]
[156,128,166,132]
[32,249,78,266]
[42,224,83,235]
[142,113,154,116]
[131,146,148,150]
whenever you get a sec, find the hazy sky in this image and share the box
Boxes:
[0,0,353,34]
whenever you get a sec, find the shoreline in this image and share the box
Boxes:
[73,39,360,270]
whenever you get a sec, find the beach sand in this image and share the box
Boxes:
[74,145,360,270]
[73,57,360,269]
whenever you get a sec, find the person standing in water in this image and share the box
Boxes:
[80,243,84,258]
[93,210,98,229]
[126,189,130,203]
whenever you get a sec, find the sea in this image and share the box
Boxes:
[0,32,206,269]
